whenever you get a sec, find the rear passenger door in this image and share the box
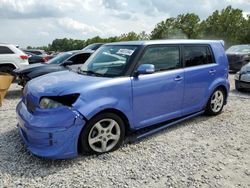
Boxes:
[132,45,184,128]
[182,45,218,115]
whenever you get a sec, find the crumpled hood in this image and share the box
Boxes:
[26,70,111,97]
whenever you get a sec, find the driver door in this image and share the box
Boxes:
[132,45,184,128]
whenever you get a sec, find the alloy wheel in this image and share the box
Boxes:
[210,90,224,113]
[88,118,121,153]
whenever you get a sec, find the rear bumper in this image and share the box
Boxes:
[16,100,86,159]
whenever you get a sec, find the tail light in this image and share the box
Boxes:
[20,55,28,60]
[42,56,49,62]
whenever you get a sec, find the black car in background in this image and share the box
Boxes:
[22,49,47,55]
[226,44,250,72]
[14,50,92,87]
[25,51,48,64]
[235,62,250,91]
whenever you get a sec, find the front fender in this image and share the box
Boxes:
[76,97,119,119]
[73,92,133,128]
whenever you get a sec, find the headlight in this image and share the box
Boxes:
[39,94,80,109]
[40,98,63,109]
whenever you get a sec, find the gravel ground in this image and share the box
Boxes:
[0,74,249,188]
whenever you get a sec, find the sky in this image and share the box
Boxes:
[0,0,249,48]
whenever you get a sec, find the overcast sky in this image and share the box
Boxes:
[0,0,249,47]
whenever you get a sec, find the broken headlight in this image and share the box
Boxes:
[39,94,80,109]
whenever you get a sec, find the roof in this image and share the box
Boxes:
[105,39,224,46]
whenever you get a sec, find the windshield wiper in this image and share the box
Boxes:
[77,68,103,77]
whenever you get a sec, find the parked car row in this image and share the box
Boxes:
[14,50,93,87]
[0,43,103,76]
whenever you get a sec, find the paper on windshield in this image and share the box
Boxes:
[117,49,135,56]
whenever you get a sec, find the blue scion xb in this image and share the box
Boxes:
[16,40,230,159]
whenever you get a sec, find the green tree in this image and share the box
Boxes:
[138,31,150,40]
[176,13,201,38]
[201,6,247,46]
[240,15,250,43]
[118,32,140,41]
[151,14,201,40]
[150,18,177,39]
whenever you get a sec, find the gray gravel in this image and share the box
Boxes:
[0,74,249,188]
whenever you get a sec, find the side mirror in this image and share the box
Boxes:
[136,64,155,76]
[62,60,73,66]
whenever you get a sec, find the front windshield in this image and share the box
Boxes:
[47,52,74,64]
[80,45,138,77]
[226,45,250,53]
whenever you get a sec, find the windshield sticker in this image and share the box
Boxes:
[117,49,135,56]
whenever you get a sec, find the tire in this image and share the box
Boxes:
[79,112,125,155]
[205,88,225,116]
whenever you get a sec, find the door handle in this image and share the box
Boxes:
[174,76,183,81]
[209,70,216,74]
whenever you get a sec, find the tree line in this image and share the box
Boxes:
[28,6,250,52]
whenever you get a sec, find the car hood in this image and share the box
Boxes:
[27,65,66,79]
[14,63,47,75]
[240,62,250,73]
[26,70,112,97]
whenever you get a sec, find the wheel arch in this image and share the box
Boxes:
[87,108,132,135]
[77,108,132,154]
[206,83,229,109]
[0,63,17,69]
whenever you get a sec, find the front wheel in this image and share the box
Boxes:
[79,112,125,154]
[205,88,225,115]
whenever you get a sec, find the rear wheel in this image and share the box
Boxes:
[205,88,225,115]
[79,112,125,154]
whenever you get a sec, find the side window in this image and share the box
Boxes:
[183,46,214,67]
[139,46,181,72]
[0,46,14,54]
[68,53,91,64]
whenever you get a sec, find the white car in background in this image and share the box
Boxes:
[0,44,29,74]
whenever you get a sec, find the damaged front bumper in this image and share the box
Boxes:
[16,100,86,159]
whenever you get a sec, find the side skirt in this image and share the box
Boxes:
[128,110,205,143]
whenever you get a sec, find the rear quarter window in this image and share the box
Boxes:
[0,46,14,54]
[183,45,215,67]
